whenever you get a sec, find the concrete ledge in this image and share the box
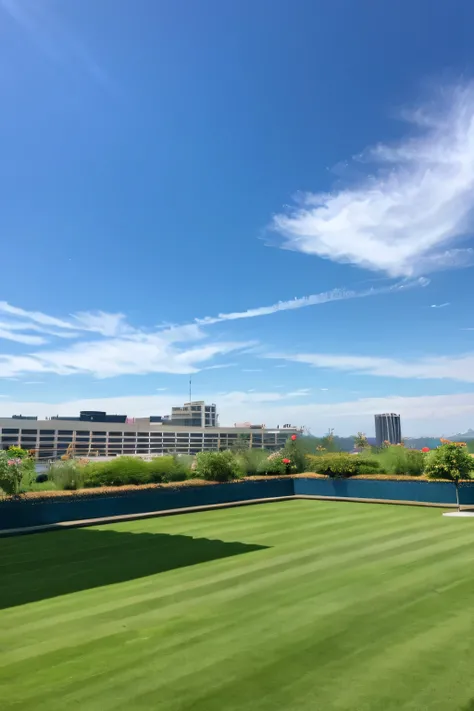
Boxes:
[296,494,457,509]
[0,495,294,538]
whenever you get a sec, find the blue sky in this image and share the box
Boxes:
[1,0,474,435]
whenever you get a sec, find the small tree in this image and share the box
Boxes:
[354,432,369,450]
[424,441,474,509]
[320,428,339,453]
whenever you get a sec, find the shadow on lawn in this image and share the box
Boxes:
[0,526,268,610]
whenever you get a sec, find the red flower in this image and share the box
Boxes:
[421,447,430,453]
[291,434,297,441]
[282,458,291,464]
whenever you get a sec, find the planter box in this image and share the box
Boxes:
[0,478,294,531]
[2,476,473,534]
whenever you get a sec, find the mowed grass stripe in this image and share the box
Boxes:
[0,509,445,640]
[1,500,474,710]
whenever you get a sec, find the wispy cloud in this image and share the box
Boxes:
[242,368,263,372]
[0,308,251,379]
[271,83,474,277]
[202,363,237,371]
[0,0,112,88]
[267,351,474,383]
[196,278,427,325]
[430,303,450,308]
[0,329,46,346]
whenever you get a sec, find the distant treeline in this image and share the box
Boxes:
[302,433,474,452]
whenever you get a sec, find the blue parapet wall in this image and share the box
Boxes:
[1,476,474,533]
[293,477,461,506]
[0,478,294,531]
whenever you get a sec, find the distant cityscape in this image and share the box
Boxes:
[0,400,301,459]
[0,403,472,460]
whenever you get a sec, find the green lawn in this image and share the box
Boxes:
[1,500,474,710]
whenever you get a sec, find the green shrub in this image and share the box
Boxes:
[146,456,171,483]
[237,449,272,476]
[354,457,384,475]
[147,456,190,483]
[47,460,84,491]
[79,455,191,488]
[373,446,424,477]
[424,442,474,481]
[307,453,360,478]
[256,452,289,476]
[194,451,242,482]
[82,457,150,487]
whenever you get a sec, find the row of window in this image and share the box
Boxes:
[2,428,275,442]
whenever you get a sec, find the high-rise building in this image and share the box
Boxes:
[375,413,402,446]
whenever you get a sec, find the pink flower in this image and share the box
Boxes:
[291,435,297,441]
[421,447,430,453]
[282,458,291,465]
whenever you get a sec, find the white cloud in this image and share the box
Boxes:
[0,302,254,379]
[0,329,46,345]
[271,83,474,277]
[202,363,237,371]
[430,303,450,308]
[196,278,427,325]
[0,302,75,330]
[1,390,474,436]
[0,327,251,379]
[267,351,474,383]
[71,311,130,337]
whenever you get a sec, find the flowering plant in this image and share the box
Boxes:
[0,453,24,495]
[0,446,34,496]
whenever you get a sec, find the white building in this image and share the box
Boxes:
[170,401,217,428]
[0,412,301,459]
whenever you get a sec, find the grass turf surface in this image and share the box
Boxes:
[1,501,474,710]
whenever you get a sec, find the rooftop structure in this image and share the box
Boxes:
[170,401,217,428]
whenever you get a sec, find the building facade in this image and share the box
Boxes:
[0,414,300,459]
[374,413,402,447]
